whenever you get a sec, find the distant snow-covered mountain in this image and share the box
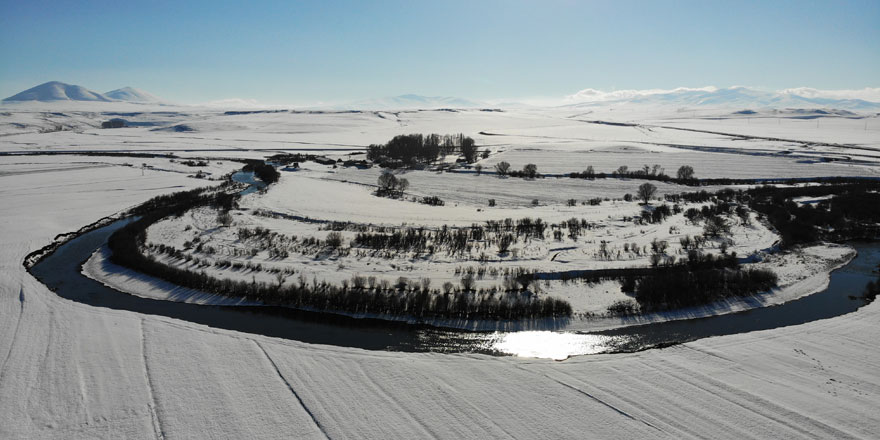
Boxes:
[345,94,485,110]
[3,81,112,102]
[2,81,164,104]
[563,86,880,111]
[104,86,162,103]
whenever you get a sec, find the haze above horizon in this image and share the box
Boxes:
[1,0,878,105]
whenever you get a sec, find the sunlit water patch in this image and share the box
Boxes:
[413,329,628,360]
[488,331,620,360]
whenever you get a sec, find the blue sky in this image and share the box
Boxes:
[1,0,878,104]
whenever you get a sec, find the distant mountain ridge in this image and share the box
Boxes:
[103,87,161,103]
[6,81,878,111]
[345,94,485,110]
[563,86,880,110]
[3,81,163,103]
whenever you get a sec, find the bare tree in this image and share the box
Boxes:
[377,170,397,194]
[460,136,477,163]
[216,211,233,227]
[460,274,476,291]
[494,161,511,176]
[584,165,595,179]
[677,165,695,181]
[637,182,657,205]
[703,215,731,237]
[325,232,344,248]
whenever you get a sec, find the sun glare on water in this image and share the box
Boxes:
[488,331,616,360]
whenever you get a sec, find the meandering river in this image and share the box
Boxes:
[29,215,878,359]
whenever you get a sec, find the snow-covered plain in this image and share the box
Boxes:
[2,102,880,438]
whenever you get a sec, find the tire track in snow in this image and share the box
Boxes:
[348,361,444,439]
[650,357,859,439]
[140,319,166,440]
[254,341,331,440]
[0,287,25,387]
[520,365,663,433]
[552,367,693,436]
[427,369,519,439]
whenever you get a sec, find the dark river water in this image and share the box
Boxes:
[29,217,878,359]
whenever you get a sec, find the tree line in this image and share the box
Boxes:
[627,264,778,311]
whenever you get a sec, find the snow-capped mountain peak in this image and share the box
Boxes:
[2,81,111,102]
[2,81,165,104]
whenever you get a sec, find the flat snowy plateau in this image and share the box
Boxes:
[1,103,879,438]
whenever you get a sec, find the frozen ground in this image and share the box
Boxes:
[2,104,880,438]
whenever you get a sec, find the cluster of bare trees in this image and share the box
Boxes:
[367,133,478,165]
[376,170,410,197]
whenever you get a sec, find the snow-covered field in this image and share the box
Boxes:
[2,102,880,438]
